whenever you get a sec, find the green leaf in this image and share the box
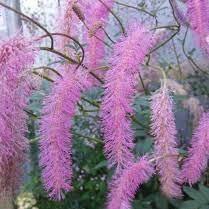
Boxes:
[199,205,209,209]
[154,193,169,209]
[180,200,201,209]
[183,186,207,204]
[169,199,182,208]
[199,184,209,202]
[93,160,107,170]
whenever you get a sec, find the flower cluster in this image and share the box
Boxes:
[151,84,182,198]
[186,0,209,55]
[101,23,157,171]
[39,66,89,200]
[0,34,36,197]
[107,157,154,209]
[181,112,209,185]
[83,0,114,84]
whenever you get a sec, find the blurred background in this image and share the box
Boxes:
[1,0,209,209]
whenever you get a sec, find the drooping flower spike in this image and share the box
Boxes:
[101,23,157,172]
[39,66,89,200]
[0,34,37,196]
[186,0,209,55]
[57,0,80,51]
[181,112,209,185]
[84,0,114,83]
[107,157,154,209]
[151,82,182,198]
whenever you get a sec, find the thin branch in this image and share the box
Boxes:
[40,47,77,64]
[172,39,182,79]
[75,13,113,49]
[33,71,54,82]
[81,97,100,108]
[139,73,149,95]
[150,0,181,54]
[182,27,209,75]
[0,1,54,49]
[89,72,104,84]
[97,0,126,35]
[152,25,179,30]
[24,109,40,119]
[150,27,180,53]
[102,27,116,44]
[115,1,155,18]
[38,33,85,69]
[33,66,62,77]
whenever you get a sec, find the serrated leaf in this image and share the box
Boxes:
[169,199,182,208]
[183,186,207,204]
[180,200,201,209]
[199,184,209,202]
[199,205,209,209]
[155,192,169,209]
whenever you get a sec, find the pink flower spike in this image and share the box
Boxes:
[186,0,209,55]
[0,34,37,196]
[84,0,114,83]
[57,0,80,51]
[151,84,182,198]
[39,66,89,200]
[101,23,157,172]
[107,157,154,209]
[181,112,209,185]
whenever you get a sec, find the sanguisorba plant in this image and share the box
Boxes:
[101,23,157,172]
[0,34,37,197]
[1,0,209,207]
[185,0,209,55]
[151,82,182,198]
[39,66,89,200]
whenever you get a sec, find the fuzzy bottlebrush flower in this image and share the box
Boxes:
[84,0,114,82]
[181,112,209,185]
[151,84,182,198]
[39,67,89,200]
[58,0,113,82]
[101,24,157,171]
[0,34,36,197]
[186,0,209,55]
[107,157,154,209]
[57,0,80,51]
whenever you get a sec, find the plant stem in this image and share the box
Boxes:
[33,66,62,77]
[0,1,54,49]
[172,39,182,79]
[115,1,155,17]
[97,0,126,35]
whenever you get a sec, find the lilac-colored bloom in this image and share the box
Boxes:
[107,157,154,209]
[57,0,80,51]
[39,66,89,200]
[181,112,209,185]
[0,34,36,196]
[186,0,209,55]
[151,85,182,198]
[101,23,157,171]
[84,0,114,83]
